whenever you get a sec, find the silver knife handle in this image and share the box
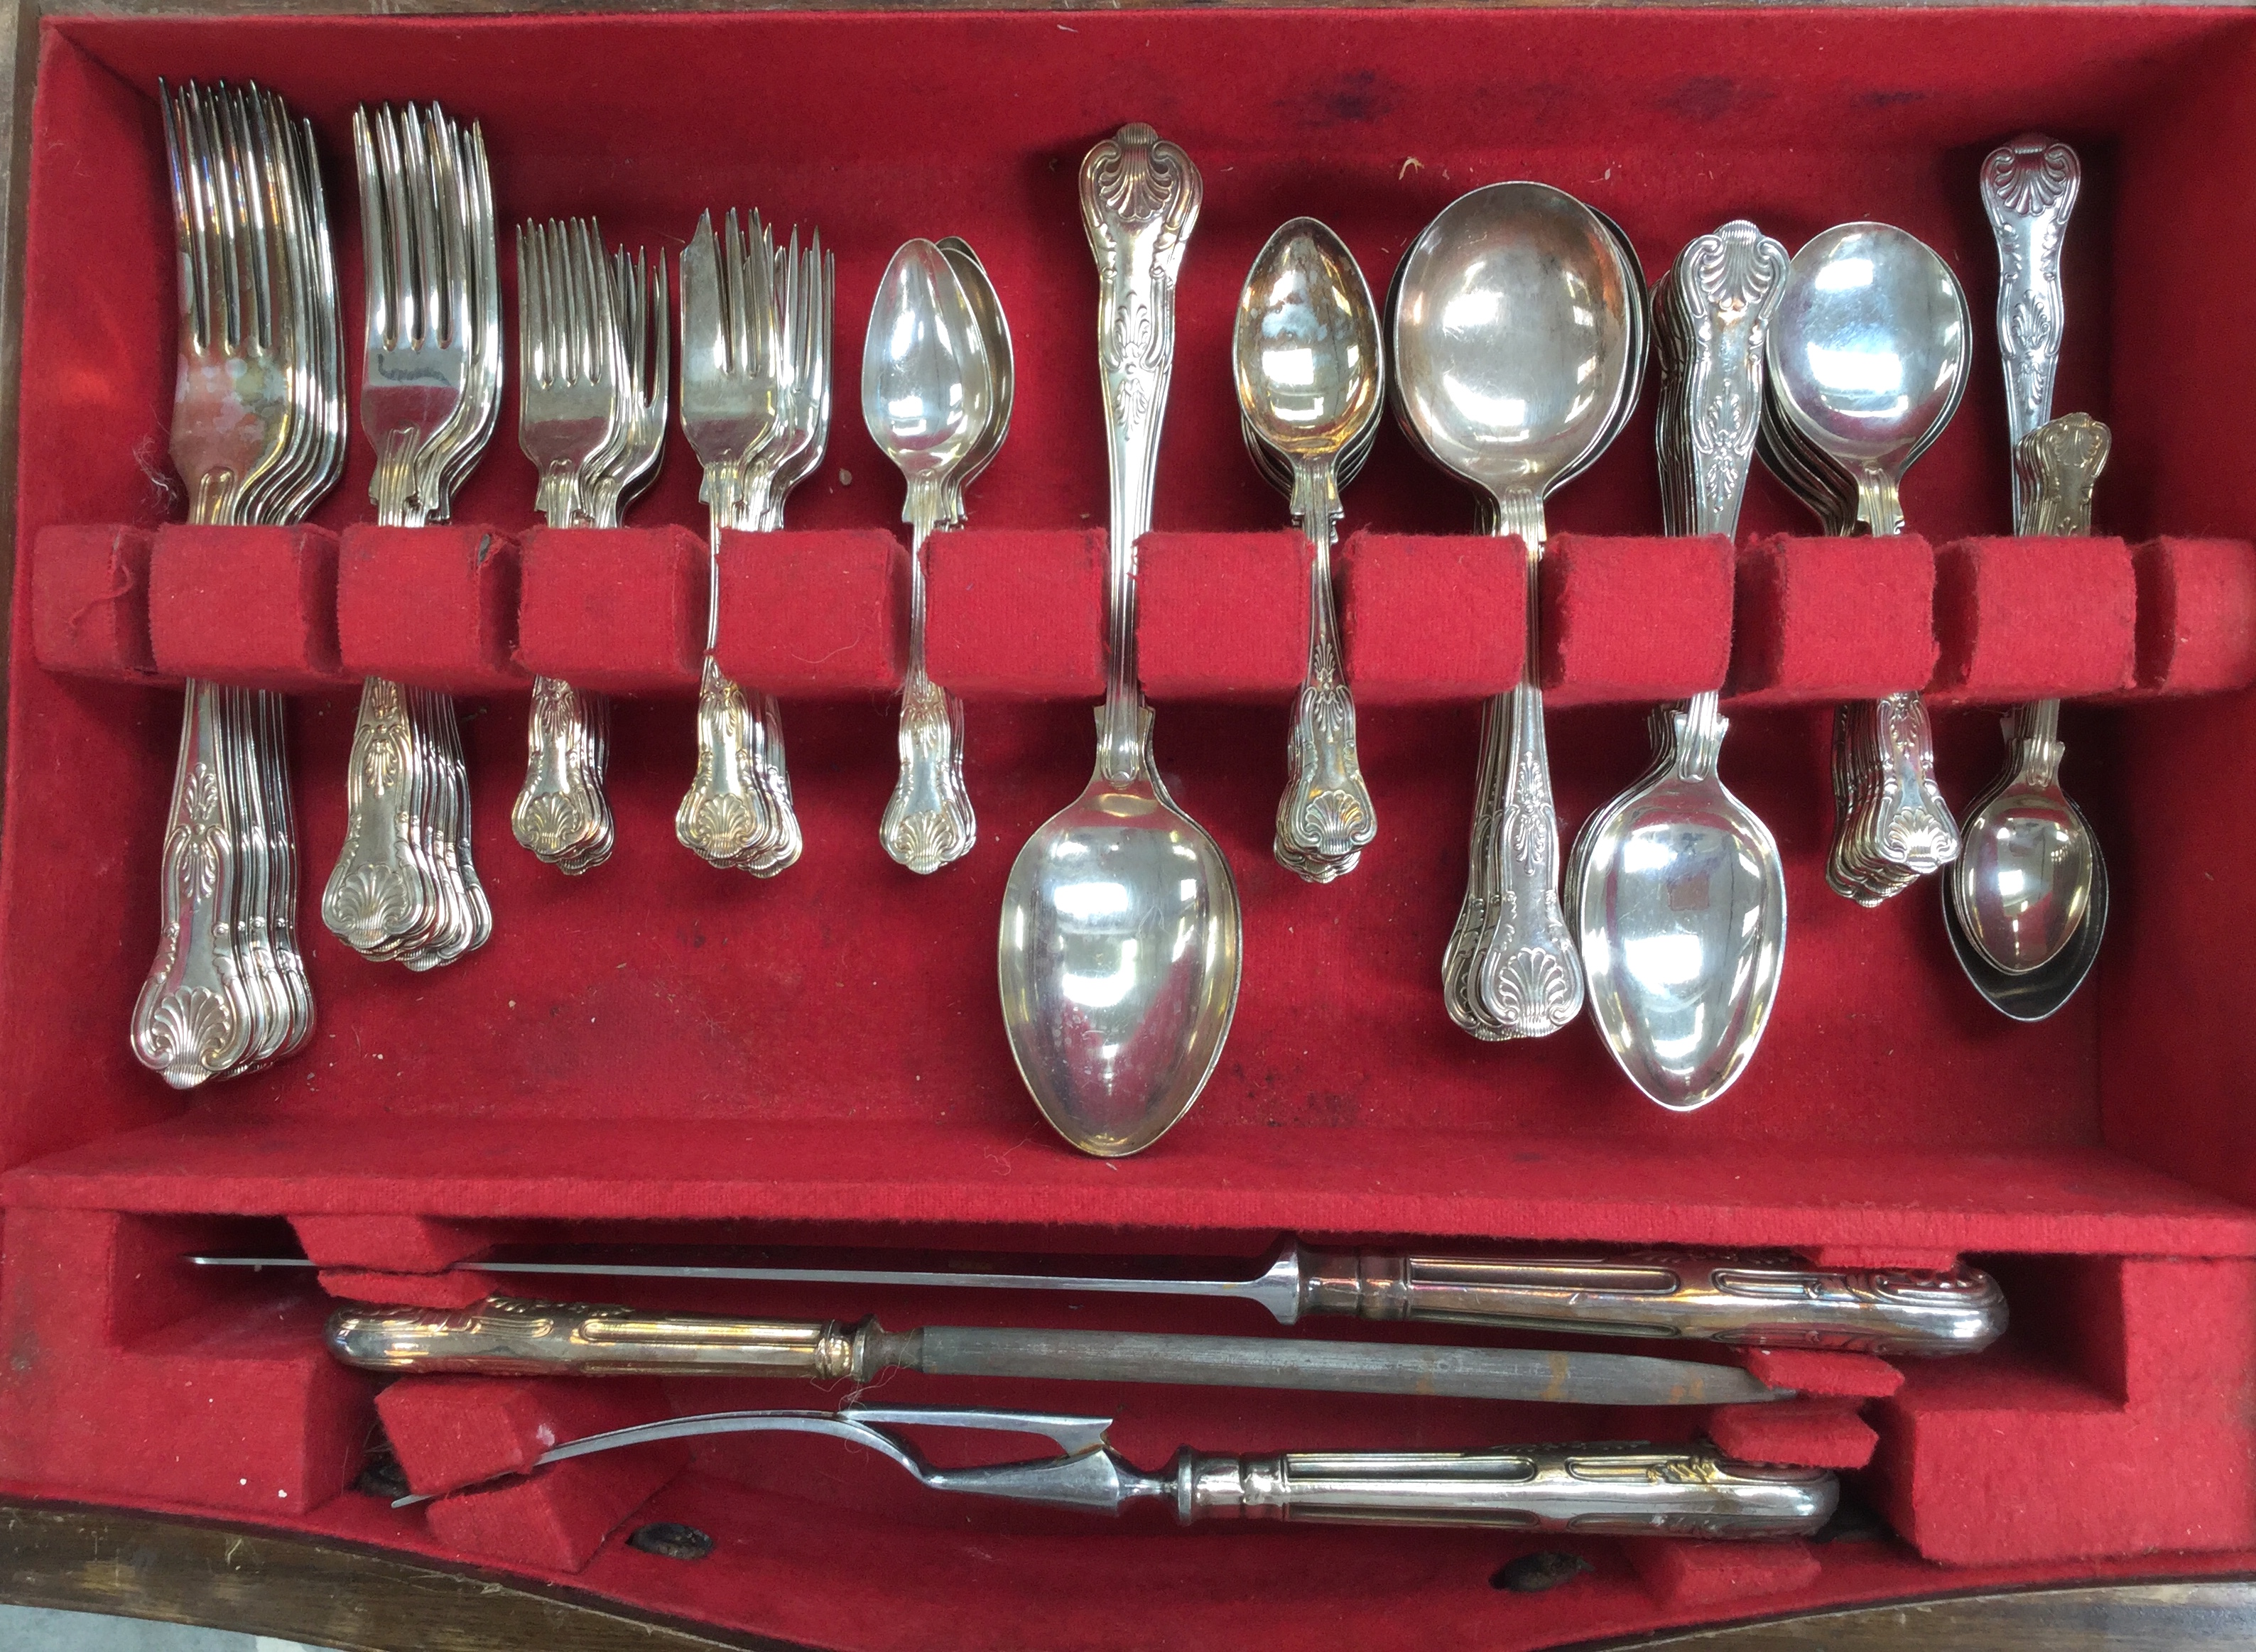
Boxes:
[1298,1249,2007,1355]
[325,1296,857,1379]
[1080,121,1199,783]
[1982,135,2081,519]
[1175,1443,1837,1536]
[1660,221,1789,538]
[2017,411,2110,537]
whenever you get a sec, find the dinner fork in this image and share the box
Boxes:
[324,102,497,969]
[511,218,624,873]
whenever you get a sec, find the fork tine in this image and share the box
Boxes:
[649,249,670,428]
[300,113,345,501]
[749,212,775,384]
[374,106,415,351]
[681,210,720,384]
[467,122,499,393]
[567,218,595,386]
[402,107,441,349]
[721,208,747,376]
[515,221,540,393]
[224,87,274,359]
[351,108,389,357]
[188,86,237,354]
[158,82,203,350]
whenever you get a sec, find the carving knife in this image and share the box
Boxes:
[195,1241,2006,1355]
[323,1295,1790,1406]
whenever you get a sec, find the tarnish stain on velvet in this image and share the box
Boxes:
[8,1320,36,1376]
[1278,68,1403,129]
[1658,75,1767,124]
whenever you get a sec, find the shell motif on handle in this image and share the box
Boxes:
[1981,136,2080,528]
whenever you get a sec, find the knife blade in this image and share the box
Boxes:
[323,1295,1791,1406]
[195,1240,2006,1355]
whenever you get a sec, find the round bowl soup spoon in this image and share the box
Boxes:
[862,239,992,874]
[1392,181,1638,1039]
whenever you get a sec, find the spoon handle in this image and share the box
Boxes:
[1276,465,1376,876]
[1981,136,2081,528]
[1080,124,1200,786]
[884,509,978,874]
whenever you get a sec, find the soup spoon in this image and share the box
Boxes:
[1392,182,1640,1040]
[997,126,1240,1158]
[1764,223,1969,905]
[1233,217,1384,883]
[863,239,992,874]
[1571,223,1789,1109]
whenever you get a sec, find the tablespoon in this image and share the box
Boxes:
[998,125,1241,1158]
[1766,224,1968,903]
[1392,182,1639,1040]
[1234,217,1383,881]
[1570,223,1789,1110]
[864,239,992,874]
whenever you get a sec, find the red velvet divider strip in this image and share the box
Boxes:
[1627,1536,1821,1609]
[1930,536,2137,705]
[714,528,904,695]
[1706,1399,1877,1469]
[378,1374,671,1496]
[337,525,526,692]
[147,524,343,690]
[1541,534,1735,707]
[1138,531,1310,700]
[424,1445,688,1574]
[1725,535,1936,705]
[316,1268,498,1310]
[1338,532,1522,705]
[1733,1347,1904,1401]
[2126,537,2256,697]
[516,526,703,695]
[926,528,1105,700]
[31,523,156,680]
[291,1214,489,1271]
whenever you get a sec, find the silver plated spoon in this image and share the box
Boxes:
[1392,182,1639,1040]
[1571,223,1789,1110]
[936,237,1013,526]
[863,239,992,874]
[1234,217,1383,883]
[998,125,1241,1158]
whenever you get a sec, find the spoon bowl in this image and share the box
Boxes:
[1943,796,2108,1021]
[936,237,1014,521]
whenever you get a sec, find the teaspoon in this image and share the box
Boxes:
[1233,217,1383,883]
[863,239,992,875]
[1392,182,1640,1040]
[997,125,1241,1158]
[936,237,1014,526]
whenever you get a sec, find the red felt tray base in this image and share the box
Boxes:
[7,6,2256,1650]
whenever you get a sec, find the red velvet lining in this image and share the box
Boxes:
[1930,535,2137,704]
[337,525,525,691]
[1338,532,1523,703]
[1629,1538,1823,1610]
[380,1374,671,1495]
[1705,1399,1877,1470]
[516,526,703,694]
[4,6,2256,1643]
[148,526,342,690]
[425,1445,687,1572]
[1139,531,1311,699]
[2127,536,2256,697]
[30,524,153,680]
[1541,534,1735,707]
[715,528,904,694]
[1725,535,1937,705]
[926,528,1105,699]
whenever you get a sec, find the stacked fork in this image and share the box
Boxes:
[509,219,668,874]
[133,81,344,1089]
[321,102,503,969]
[676,209,833,876]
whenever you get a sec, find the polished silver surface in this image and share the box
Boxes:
[865,239,991,874]
[199,1244,2008,1354]
[1945,135,2108,1011]
[136,82,338,1088]
[1764,223,1968,906]
[323,1295,1792,1405]
[936,237,1013,525]
[1392,181,1639,1040]
[1234,218,1382,883]
[1946,411,2110,1017]
[999,124,1241,1158]
[322,101,497,971]
[1573,222,1789,1112]
[395,1402,1837,1537]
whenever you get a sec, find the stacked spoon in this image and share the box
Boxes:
[321,102,501,969]
[510,219,668,874]
[1235,219,1384,884]
[1758,223,1969,906]
[134,81,343,1088]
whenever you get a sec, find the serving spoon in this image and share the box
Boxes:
[1233,217,1383,883]
[1570,223,1789,1110]
[997,125,1240,1158]
[864,239,992,874]
[1392,182,1640,1039]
